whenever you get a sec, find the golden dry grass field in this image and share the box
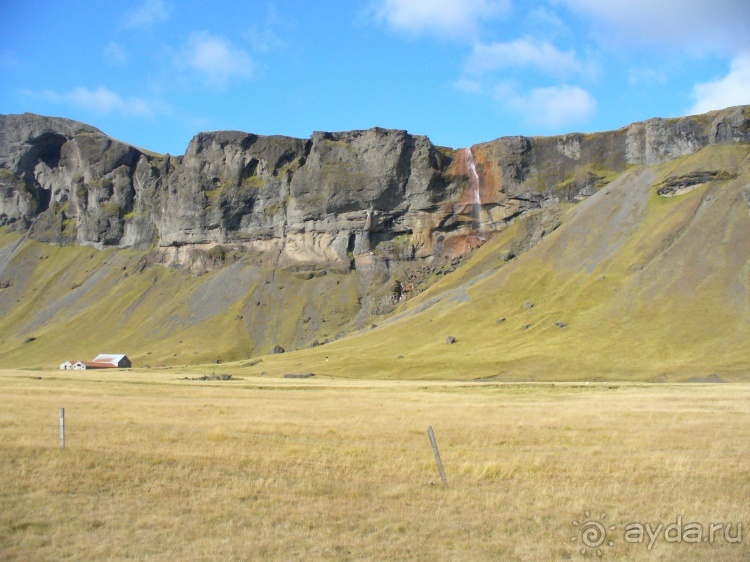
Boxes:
[1,368,748,561]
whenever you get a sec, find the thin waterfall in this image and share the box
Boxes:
[463,147,484,238]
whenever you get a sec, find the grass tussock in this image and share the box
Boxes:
[1,369,748,560]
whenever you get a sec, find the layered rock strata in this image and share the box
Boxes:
[1,107,747,272]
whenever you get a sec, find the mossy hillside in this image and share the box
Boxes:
[651,143,748,192]
[415,204,574,300]
[0,243,252,367]
[0,241,128,360]
[1,143,748,379]
[233,146,750,381]
[0,234,372,368]
[0,227,22,246]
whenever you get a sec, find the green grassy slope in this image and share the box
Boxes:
[1,144,748,380]
[234,144,750,381]
[0,234,364,368]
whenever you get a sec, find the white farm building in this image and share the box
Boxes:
[60,354,131,370]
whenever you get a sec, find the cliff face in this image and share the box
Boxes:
[1,107,749,369]
[1,107,748,273]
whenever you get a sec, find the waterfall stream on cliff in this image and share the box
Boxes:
[464,148,484,238]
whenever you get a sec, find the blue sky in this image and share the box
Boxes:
[1,0,749,155]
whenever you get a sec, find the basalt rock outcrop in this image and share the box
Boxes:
[1,106,748,274]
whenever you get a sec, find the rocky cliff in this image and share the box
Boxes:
[1,106,749,369]
[2,107,747,275]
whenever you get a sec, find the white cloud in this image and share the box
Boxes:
[371,0,511,39]
[123,0,173,29]
[67,87,155,117]
[25,86,163,119]
[555,0,750,53]
[465,38,587,78]
[690,53,750,114]
[457,36,596,131]
[497,83,597,129]
[183,32,255,89]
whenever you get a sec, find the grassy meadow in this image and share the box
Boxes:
[2,368,748,560]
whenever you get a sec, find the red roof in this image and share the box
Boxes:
[83,361,118,369]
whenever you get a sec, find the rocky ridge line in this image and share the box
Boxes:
[0,106,748,275]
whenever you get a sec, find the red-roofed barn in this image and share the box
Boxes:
[60,354,131,370]
[86,354,131,369]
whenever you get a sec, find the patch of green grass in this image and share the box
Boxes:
[0,168,20,180]
[241,175,264,189]
[435,146,456,158]
[99,201,120,216]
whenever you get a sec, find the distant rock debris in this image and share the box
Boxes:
[445,336,457,344]
[523,302,534,309]
[685,373,728,383]
[181,374,241,381]
[555,321,568,328]
[272,345,285,354]
[283,373,315,379]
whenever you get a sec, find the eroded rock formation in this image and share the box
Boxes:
[1,106,748,273]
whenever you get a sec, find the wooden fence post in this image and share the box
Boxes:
[427,425,448,485]
[59,408,65,450]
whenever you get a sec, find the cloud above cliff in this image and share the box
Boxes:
[23,86,166,119]
[370,0,511,39]
[490,82,596,129]
[554,0,750,116]
[181,32,255,90]
[465,38,590,79]
[456,31,598,132]
[553,0,750,54]
[690,53,750,114]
